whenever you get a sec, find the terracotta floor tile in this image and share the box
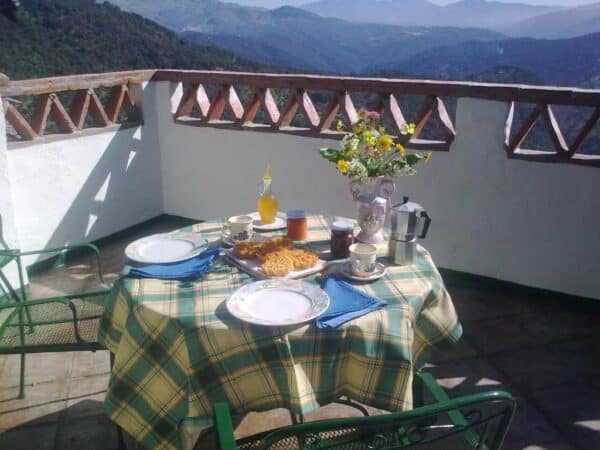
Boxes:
[70,350,110,380]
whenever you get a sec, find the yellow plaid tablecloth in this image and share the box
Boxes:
[99,215,461,450]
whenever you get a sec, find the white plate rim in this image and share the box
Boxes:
[125,233,208,264]
[226,279,330,326]
[340,261,387,282]
[248,212,287,231]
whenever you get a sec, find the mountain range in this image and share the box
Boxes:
[381,32,600,88]
[500,2,600,38]
[302,0,558,30]
[108,0,504,73]
[3,0,599,92]
[106,0,600,87]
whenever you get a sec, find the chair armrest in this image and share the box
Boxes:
[8,243,106,285]
[14,243,101,257]
[213,403,237,450]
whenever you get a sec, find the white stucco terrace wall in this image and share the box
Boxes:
[0,100,24,283]
[1,81,599,299]
[156,82,600,300]
[0,83,163,266]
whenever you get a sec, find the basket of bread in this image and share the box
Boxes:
[224,236,326,278]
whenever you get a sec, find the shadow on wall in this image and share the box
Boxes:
[39,126,162,251]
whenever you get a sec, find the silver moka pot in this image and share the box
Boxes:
[388,196,431,265]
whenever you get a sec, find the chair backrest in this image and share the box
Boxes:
[0,214,14,264]
[0,214,8,250]
[0,214,22,307]
[245,391,515,450]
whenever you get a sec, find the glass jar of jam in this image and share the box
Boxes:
[330,221,354,258]
[286,210,307,241]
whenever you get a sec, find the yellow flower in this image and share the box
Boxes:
[336,120,344,132]
[395,143,405,156]
[404,123,416,135]
[363,131,376,146]
[337,159,349,174]
[423,151,433,163]
[376,135,393,151]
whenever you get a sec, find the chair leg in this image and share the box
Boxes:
[18,353,25,399]
[333,396,370,416]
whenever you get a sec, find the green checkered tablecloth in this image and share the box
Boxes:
[99,215,462,450]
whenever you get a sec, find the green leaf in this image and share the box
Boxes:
[405,153,422,165]
[319,147,345,162]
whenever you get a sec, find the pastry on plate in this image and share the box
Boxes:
[261,236,293,253]
[288,249,318,270]
[233,241,262,259]
[262,250,294,277]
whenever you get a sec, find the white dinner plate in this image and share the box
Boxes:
[248,212,287,231]
[125,233,208,264]
[226,279,330,326]
[339,262,387,282]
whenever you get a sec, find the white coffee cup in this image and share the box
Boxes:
[222,215,254,242]
[349,243,377,277]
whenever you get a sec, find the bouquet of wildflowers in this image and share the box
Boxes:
[319,110,431,180]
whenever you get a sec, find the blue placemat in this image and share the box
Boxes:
[128,247,221,280]
[316,275,387,329]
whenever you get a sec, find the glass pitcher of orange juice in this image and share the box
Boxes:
[257,165,278,224]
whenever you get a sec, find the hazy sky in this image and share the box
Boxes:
[226,0,595,8]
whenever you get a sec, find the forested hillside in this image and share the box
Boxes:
[0,0,261,80]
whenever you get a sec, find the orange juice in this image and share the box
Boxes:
[257,194,278,224]
[258,164,278,224]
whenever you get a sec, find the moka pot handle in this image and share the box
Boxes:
[419,211,431,239]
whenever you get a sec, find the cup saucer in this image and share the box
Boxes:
[221,233,266,247]
[339,262,387,282]
[221,233,234,247]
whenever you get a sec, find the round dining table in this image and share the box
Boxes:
[99,214,462,450]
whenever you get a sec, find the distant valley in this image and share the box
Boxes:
[107,0,505,73]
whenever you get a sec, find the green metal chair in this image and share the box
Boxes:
[212,371,516,450]
[0,217,112,399]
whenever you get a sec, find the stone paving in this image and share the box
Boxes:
[0,215,599,450]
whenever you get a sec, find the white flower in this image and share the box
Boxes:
[347,160,367,179]
[398,166,417,176]
[341,135,359,152]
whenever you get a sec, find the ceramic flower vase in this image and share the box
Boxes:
[349,176,395,244]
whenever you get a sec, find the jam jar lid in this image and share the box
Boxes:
[331,220,353,232]
[286,209,306,219]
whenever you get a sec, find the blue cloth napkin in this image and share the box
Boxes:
[128,247,221,280]
[315,275,387,329]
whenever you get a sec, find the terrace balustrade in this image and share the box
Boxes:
[0,70,599,299]
[0,70,600,165]
[2,70,599,163]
